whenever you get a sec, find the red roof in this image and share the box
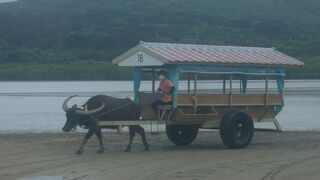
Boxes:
[141,42,303,67]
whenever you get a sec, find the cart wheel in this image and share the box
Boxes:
[166,125,199,146]
[220,109,254,149]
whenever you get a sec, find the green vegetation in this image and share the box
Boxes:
[0,62,132,80]
[286,56,320,79]
[0,0,320,80]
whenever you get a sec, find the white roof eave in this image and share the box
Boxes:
[112,44,170,66]
[112,44,141,65]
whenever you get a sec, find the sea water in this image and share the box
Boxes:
[0,80,319,133]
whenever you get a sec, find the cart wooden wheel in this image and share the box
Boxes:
[220,109,254,149]
[166,125,199,146]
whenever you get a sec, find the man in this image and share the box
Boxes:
[151,70,175,114]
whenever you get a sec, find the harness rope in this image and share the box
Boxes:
[77,102,134,128]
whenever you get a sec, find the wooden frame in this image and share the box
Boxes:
[97,71,284,132]
[134,70,283,131]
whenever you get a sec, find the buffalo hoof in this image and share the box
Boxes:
[76,149,83,155]
[124,146,131,152]
[144,144,149,151]
[97,149,104,154]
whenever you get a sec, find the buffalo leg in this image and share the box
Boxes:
[95,128,104,153]
[76,128,95,155]
[135,125,149,151]
[125,126,135,152]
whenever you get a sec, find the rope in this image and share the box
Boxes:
[77,102,134,127]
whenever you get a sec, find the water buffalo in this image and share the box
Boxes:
[62,95,149,154]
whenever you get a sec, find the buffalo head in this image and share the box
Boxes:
[62,95,105,132]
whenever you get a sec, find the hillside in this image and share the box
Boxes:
[0,0,319,80]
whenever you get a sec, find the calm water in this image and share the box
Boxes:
[0,80,319,133]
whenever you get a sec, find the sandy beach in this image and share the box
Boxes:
[0,131,320,180]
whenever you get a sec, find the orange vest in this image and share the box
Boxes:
[159,79,173,102]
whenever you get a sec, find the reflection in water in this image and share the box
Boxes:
[0,80,319,133]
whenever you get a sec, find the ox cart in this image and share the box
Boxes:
[99,42,303,148]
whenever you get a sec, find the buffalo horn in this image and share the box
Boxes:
[75,102,105,115]
[62,95,78,112]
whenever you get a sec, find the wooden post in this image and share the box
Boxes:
[265,76,269,106]
[152,67,155,93]
[193,74,198,114]
[194,74,197,95]
[117,125,122,134]
[187,73,191,94]
[223,75,226,94]
[240,78,242,93]
[229,74,233,106]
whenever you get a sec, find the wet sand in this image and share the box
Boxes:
[1,131,320,180]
